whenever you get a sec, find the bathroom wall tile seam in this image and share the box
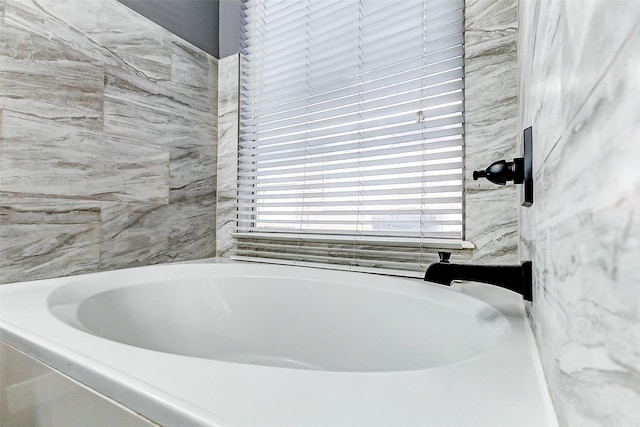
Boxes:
[530,17,640,177]
[0,0,218,284]
[518,0,640,176]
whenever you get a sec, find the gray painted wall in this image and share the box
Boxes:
[117,0,220,57]
[219,0,241,58]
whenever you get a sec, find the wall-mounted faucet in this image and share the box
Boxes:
[424,252,533,301]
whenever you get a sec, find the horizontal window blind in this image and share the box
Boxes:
[235,0,466,276]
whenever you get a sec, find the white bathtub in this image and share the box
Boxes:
[0,260,557,427]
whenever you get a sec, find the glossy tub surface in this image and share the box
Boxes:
[0,260,557,427]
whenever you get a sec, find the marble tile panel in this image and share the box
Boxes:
[170,41,218,116]
[24,0,172,82]
[0,200,100,283]
[216,55,239,257]
[465,187,519,264]
[0,7,92,65]
[2,0,107,63]
[0,55,103,131]
[556,0,640,148]
[103,64,216,147]
[99,202,173,270]
[518,0,577,166]
[519,0,640,169]
[520,6,640,427]
[169,142,217,204]
[100,198,216,271]
[218,55,240,118]
[166,199,216,262]
[0,117,169,203]
[526,210,640,427]
[465,0,518,32]
[0,108,80,139]
[523,28,640,232]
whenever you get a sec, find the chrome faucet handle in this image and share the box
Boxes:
[437,251,451,263]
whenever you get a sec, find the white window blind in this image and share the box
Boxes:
[235,0,466,276]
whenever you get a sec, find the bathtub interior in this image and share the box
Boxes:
[47,264,511,372]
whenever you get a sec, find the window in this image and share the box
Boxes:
[235,0,466,276]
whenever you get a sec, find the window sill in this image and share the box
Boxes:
[232,232,475,250]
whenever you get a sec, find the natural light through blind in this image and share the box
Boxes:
[235,0,465,275]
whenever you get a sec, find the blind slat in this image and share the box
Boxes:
[241,115,463,150]
[238,161,463,185]
[240,125,462,154]
[249,171,463,191]
[241,47,464,105]
[244,79,464,134]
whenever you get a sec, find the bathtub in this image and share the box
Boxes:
[0,260,557,427]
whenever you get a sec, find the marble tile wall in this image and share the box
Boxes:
[463,0,520,264]
[0,0,218,284]
[215,55,239,258]
[518,1,640,426]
